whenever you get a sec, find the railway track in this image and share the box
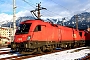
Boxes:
[0,47,90,60]
[81,53,90,60]
[0,47,61,60]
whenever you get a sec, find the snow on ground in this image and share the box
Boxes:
[0,54,18,59]
[24,47,90,60]
[0,48,21,59]
[0,48,11,53]
[0,47,90,60]
[0,48,11,51]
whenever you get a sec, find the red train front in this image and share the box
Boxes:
[11,19,86,54]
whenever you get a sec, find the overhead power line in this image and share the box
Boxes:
[20,0,69,18]
[21,0,36,8]
[49,0,72,13]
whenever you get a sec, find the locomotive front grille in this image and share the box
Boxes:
[19,42,30,48]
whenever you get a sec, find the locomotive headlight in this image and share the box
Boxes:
[27,36,31,40]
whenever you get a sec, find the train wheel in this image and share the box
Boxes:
[37,47,43,54]
[48,45,54,52]
[52,44,55,50]
[42,45,53,52]
[41,46,46,52]
[71,43,74,48]
[20,49,37,54]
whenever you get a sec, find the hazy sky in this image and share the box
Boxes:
[0,0,90,22]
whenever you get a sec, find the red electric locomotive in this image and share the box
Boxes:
[11,19,86,54]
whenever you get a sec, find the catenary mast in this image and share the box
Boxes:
[75,15,78,30]
[13,0,16,42]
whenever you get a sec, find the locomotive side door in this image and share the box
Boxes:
[58,28,62,41]
[32,25,46,41]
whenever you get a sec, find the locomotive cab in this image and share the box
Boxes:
[14,20,45,43]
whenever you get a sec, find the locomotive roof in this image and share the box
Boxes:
[20,19,54,25]
[20,20,79,30]
[20,19,43,24]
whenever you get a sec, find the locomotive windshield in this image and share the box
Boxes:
[16,23,32,34]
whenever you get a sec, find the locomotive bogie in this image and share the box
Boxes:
[11,41,57,54]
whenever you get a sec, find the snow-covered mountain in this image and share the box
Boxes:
[1,12,90,30]
[66,12,90,29]
[1,16,35,27]
[1,16,62,27]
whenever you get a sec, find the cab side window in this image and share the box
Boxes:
[34,25,41,32]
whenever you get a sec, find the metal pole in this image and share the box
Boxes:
[13,0,16,42]
[75,15,78,30]
[37,3,41,19]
